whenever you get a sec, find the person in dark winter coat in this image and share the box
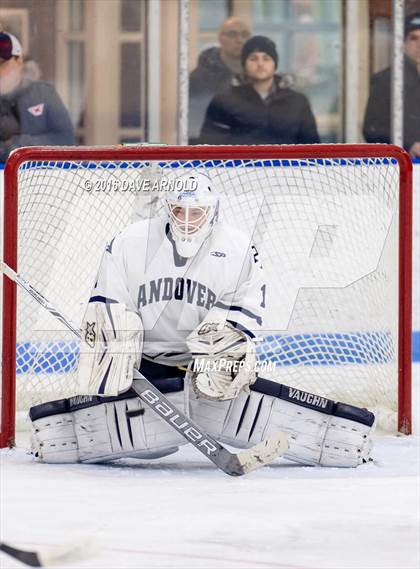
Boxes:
[188,18,251,144]
[199,35,320,145]
[0,32,75,163]
[363,13,420,158]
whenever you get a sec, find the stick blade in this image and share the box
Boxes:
[0,542,42,567]
[0,540,93,567]
[225,432,289,476]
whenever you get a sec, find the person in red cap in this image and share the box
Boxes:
[363,12,420,157]
[0,31,74,162]
[198,35,320,145]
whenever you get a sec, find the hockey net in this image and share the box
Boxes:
[1,145,412,446]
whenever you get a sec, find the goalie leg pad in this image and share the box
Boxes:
[189,378,375,467]
[30,387,187,463]
[30,401,79,463]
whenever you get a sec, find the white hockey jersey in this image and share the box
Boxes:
[92,216,265,366]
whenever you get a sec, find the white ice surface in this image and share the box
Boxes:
[1,365,419,569]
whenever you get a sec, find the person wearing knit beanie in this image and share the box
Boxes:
[404,11,420,40]
[241,36,278,69]
[240,35,280,101]
[199,33,320,145]
[363,12,420,157]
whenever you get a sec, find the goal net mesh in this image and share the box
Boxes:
[6,155,401,430]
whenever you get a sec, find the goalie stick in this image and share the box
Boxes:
[1,260,288,476]
[132,369,287,475]
[0,540,88,567]
[1,261,80,337]
[0,542,43,567]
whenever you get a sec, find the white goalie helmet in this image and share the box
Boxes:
[164,171,220,257]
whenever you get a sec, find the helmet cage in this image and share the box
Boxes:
[168,204,215,238]
[164,172,219,257]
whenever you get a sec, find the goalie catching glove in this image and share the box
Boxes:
[76,298,143,396]
[186,319,257,401]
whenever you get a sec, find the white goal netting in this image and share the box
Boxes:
[1,150,410,438]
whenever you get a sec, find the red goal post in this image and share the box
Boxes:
[1,144,413,447]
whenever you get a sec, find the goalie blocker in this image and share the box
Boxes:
[30,375,374,467]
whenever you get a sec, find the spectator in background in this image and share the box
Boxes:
[199,35,320,145]
[22,55,42,82]
[189,17,251,143]
[0,32,74,163]
[363,12,420,158]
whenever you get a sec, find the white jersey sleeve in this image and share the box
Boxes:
[209,241,265,339]
[91,235,137,312]
[75,233,144,396]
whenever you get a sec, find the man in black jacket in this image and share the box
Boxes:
[363,13,420,157]
[199,35,320,145]
[0,32,75,163]
[189,18,251,144]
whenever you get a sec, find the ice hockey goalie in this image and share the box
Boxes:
[30,171,374,467]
